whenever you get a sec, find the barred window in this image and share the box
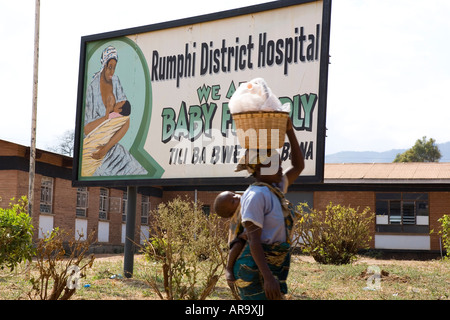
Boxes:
[99,188,109,220]
[40,177,53,214]
[376,193,429,233]
[76,187,88,217]
[122,191,128,222]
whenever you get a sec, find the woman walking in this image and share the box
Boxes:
[233,118,304,300]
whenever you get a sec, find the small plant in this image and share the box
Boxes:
[294,202,374,265]
[437,214,450,259]
[142,197,228,300]
[145,236,167,261]
[27,228,96,300]
[0,196,35,271]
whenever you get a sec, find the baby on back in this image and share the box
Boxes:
[214,191,246,292]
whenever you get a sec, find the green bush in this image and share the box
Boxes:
[142,197,228,300]
[294,202,374,265]
[437,214,450,258]
[0,196,35,271]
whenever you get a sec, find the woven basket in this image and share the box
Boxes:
[232,111,289,149]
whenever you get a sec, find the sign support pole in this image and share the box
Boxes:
[124,186,137,278]
[28,0,40,216]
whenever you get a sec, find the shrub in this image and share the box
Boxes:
[0,196,35,271]
[142,197,228,300]
[27,228,95,300]
[294,202,374,265]
[437,214,450,258]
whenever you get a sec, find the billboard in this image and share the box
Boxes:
[73,0,331,187]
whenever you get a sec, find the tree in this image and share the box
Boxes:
[393,136,441,163]
[48,130,74,157]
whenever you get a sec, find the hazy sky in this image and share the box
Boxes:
[1,0,449,156]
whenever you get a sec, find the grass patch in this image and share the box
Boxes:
[1,254,448,300]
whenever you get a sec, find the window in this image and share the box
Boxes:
[40,177,53,214]
[141,195,150,225]
[122,191,128,222]
[99,188,109,220]
[76,187,88,217]
[376,193,429,233]
[202,205,211,216]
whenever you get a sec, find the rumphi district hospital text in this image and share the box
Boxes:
[151,25,321,87]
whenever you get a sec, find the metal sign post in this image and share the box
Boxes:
[124,186,137,278]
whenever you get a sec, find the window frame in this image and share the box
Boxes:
[99,188,109,220]
[40,176,54,214]
[76,187,89,217]
[375,192,429,233]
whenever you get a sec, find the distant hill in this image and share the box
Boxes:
[326,141,450,163]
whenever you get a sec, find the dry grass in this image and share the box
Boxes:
[286,255,450,300]
[1,253,448,300]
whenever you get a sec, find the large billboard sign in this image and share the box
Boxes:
[73,0,331,187]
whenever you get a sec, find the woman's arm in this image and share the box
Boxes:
[243,221,282,300]
[84,115,108,136]
[91,118,130,160]
[284,118,305,186]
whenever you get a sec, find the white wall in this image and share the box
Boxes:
[140,225,149,245]
[38,215,54,239]
[75,219,88,241]
[121,223,126,243]
[375,235,430,250]
[98,221,109,243]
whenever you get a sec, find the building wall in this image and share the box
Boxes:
[0,165,161,250]
[53,177,77,237]
[313,191,375,211]
[0,170,21,208]
[162,190,220,209]
[0,139,447,254]
[429,192,450,251]
[2,166,446,253]
[310,189,445,252]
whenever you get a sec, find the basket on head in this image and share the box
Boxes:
[232,111,289,149]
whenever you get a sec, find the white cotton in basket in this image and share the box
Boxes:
[229,78,290,114]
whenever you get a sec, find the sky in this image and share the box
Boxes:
[1,0,449,156]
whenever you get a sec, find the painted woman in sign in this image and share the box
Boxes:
[82,45,147,176]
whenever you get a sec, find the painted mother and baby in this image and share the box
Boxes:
[214,79,305,300]
[82,45,147,177]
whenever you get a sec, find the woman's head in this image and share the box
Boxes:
[236,149,282,184]
[253,150,282,184]
[100,45,118,82]
[103,59,117,83]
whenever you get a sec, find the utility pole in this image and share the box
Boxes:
[28,0,40,216]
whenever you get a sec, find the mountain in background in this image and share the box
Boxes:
[326,141,450,163]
